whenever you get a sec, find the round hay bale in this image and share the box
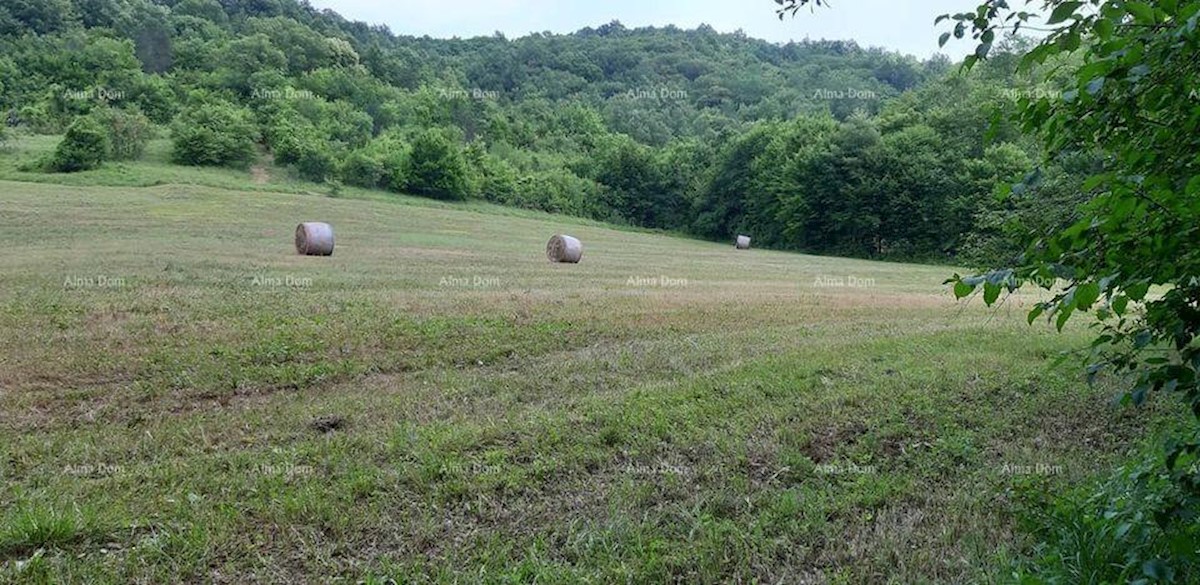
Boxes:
[546,234,583,264]
[295,222,335,256]
[735,235,752,250]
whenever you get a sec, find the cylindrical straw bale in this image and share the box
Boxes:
[295,222,335,256]
[735,235,752,250]
[546,234,583,263]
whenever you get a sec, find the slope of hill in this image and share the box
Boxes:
[0,176,1173,582]
[0,0,1077,265]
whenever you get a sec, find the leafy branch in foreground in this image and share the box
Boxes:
[939,0,1200,571]
[784,0,1200,575]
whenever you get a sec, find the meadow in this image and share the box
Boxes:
[0,138,1180,583]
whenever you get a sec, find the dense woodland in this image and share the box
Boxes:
[0,0,1084,264]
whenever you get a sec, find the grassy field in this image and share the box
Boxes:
[0,142,1180,583]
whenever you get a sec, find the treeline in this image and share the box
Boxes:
[0,0,1084,265]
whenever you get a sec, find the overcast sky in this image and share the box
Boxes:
[309,0,986,59]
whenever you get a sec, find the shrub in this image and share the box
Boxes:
[294,143,337,182]
[171,102,258,168]
[470,153,519,204]
[340,150,386,188]
[341,133,409,192]
[263,111,340,182]
[403,130,470,201]
[510,169,603,218]
[94,107,153,160]
[48,116,109,172]
[1013,443,1200,583]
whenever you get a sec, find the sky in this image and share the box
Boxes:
[309,0,984,59]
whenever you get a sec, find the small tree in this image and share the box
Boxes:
[171,102,258,168]
[340,149,386,189]
[403,130,470,201]
[49,115,109,172]
[94,107,153,161]
[294,143,337,182]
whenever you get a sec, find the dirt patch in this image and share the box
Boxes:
[310,415,347,434]
[802,421,867,463]
[250,164,271,185]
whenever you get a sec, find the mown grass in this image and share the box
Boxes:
[0,138,1186,583]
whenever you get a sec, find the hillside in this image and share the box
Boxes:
[3,0,1200,581]
[0,176,1172,582]
[0,0,1078,264]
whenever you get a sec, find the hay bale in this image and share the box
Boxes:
[295,222,334,256]
[546,234,583,263]
[735,235,752,250]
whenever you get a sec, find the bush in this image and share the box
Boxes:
[510,169,604,218]
[260,106,345,182]
[94,107,153,160]
[48,116,109,172]
[467,151,520,204]
[16,103,58,134]
[341,133,409,192]
[404,130,470,201]
[171,102,258,168]
[1014,443,1200,583]
[294,143,337,182]
[340,150,386,188]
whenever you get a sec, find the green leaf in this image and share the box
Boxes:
[954,280,975,299]
[939,32,952,48]
[1056,306,1074,332]
[1186,175,1200,197]
[1047,1,1083,25]
[1126,2,1156,24]
[1113,295,1130,316]
[1074,283,1102,310]
[1028,305,1046,325]
[1128,282,1151,301]
[1082,173,1110,191]
[983,281,1001,305]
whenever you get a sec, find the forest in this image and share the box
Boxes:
[0,0,1084,265]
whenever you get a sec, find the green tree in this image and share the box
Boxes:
[93,107,153,160]
[171,101,257,168]
[48,115,109,172]
[404,130,471,201]
[593,137,676,228]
